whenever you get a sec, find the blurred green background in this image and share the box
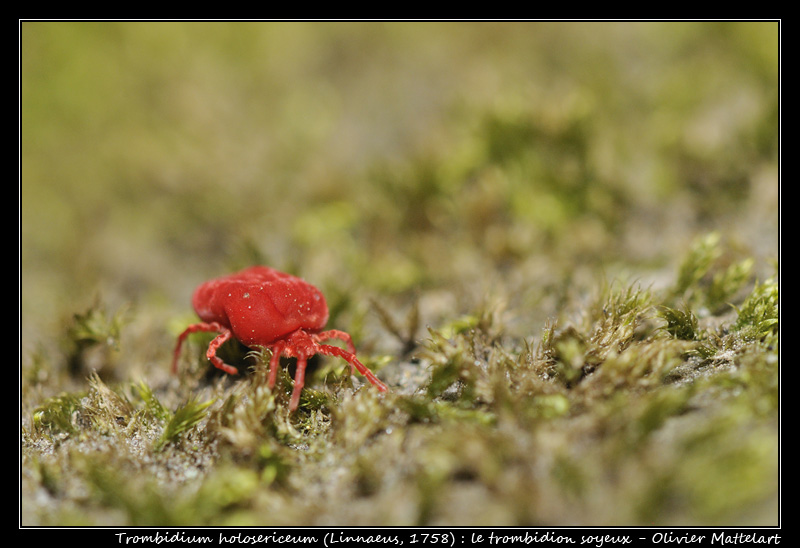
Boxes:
[21,21,778,342]
[20,21,779,526]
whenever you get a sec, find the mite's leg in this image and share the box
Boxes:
[206,330,239,375]
[267,342,285,389]
[315,330,357,374]
[315,329,357,353]
[172,322,228,374]
[289,354,308,412]
[318,344,388,392]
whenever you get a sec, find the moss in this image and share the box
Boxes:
[23,250,779,525]
[61,301,128,379]
[659,305,699,341]
[32,392,85,437]
[733,276,779,343]
[672,233,723,300]
[154,395,214,451]
[132,380,170,422]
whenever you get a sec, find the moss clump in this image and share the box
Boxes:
[154,396,214,451]
[659,305,699,341]
[733,276,779,344]
[61,301,128,379]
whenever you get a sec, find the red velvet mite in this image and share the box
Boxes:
[172,265,388,411]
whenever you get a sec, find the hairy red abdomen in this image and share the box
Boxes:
[191,265,329,348]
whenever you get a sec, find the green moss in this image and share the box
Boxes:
[61,301,128,377]
[132,380,170,422]
[33,392,85,437]
[672,232,723,301]
[82,461,178,526]
[707,258,754,312]
[733,276,779,343]
[659,305,699,341]
[154,395,214,451]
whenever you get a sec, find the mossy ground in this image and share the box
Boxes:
[20,21,779,527]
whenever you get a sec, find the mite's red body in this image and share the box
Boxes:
[172,265,388,411]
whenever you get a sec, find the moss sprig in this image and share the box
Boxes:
[154,396,214,452]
